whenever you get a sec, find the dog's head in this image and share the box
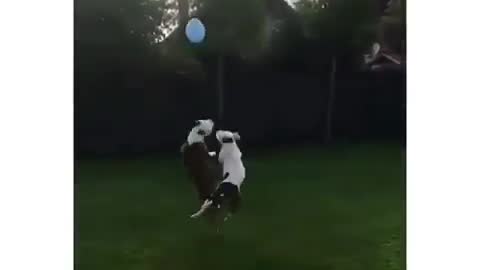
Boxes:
[186,119,215,145]
[193,119,214,136]
[216,130,243,170]
[216,130,241,144]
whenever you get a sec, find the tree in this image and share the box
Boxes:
[75,0,180,146]
[295,0,380,143]
[177,0,189,33]
[156,0,269,123]
[378,0,406,55]
[197,0,268,123]
[75,0,178,45]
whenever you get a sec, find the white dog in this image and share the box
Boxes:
[190,130,245,220]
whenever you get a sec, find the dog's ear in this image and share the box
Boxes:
[233,132,241,141]
[216,130,223,141]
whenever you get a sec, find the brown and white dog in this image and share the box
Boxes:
[180,119,223,223]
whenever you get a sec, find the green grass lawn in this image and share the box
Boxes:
[75,144,405,270]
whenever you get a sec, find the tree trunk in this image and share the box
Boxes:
[177,0,189,40]
[401,0,406,59]
[217,55,224,123]
[325,56,336,144]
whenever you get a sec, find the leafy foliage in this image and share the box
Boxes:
[75,0,176,45]
[199,0,268,57]
[379,0,406,52]
[295,0,380,58]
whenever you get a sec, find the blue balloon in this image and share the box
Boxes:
[185,18,206,43]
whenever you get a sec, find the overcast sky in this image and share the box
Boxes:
[286,0,298,8]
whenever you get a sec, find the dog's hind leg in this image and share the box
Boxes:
[190,200,212,218]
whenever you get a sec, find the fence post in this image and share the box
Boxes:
[325,56,337,144]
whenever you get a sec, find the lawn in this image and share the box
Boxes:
[75,144,405,270]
